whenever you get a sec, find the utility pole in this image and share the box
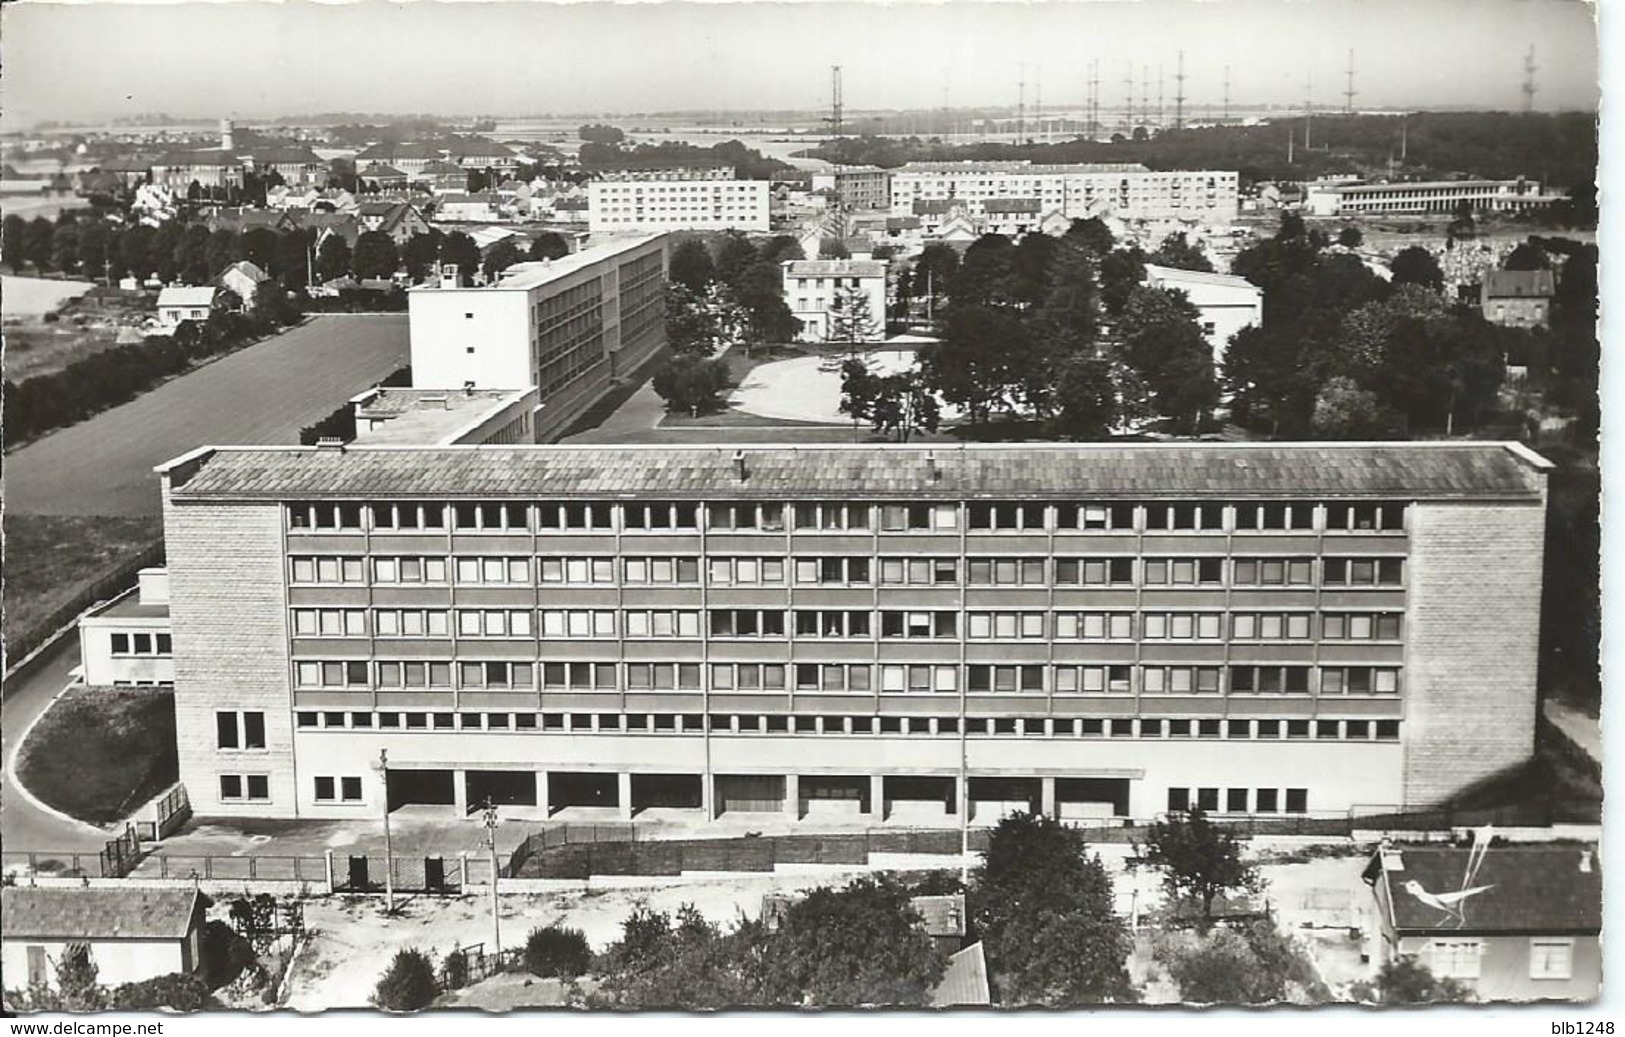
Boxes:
[1343,49,1357,115]
[1157,62,1165,131]
[1223,65,1231,124]
[829,65,844,137]
[1017,63,1026,143]
[1523,45,1538,113]
[483,800,501,959]
[1088,59,1101,140]
[1035,66,1043,144]
[1174,50,1186,129]
[1304,71,1314,151]
[375,749,395,914]
[1123,63,1135,136]
[1140,64,1150,134]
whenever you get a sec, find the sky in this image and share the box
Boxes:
[0,0,1601,130]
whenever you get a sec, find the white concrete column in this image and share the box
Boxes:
[453,770,469,817]
[537,771,550,817]
[617,772,633,821]
[1041,776,1057,819]
[702,773,716,820]
[870,775,886,820]
[784,774,800,819]
[958,775,971,822]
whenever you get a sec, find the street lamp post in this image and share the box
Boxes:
[373,748,395,914]
[483,800,501,957]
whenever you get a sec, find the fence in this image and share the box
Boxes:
[441,941,525,992]
[130,783,192,842]
[100,824,143,879]
[141,853,328,884]
[508,827,987,880]
[331,854,464,894]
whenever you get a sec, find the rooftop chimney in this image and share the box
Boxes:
[733,450,748,482]
[1580,849,1594,873]
[315,437,346,452]
[439,263,461,289]
[926,450,941,482]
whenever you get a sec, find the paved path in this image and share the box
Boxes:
[1,637,110,853]
[6,314,410,518]
[1543,699,1602,765]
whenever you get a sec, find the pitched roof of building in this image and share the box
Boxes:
[157,286,219,308]
[443,136,517,159]
[983,197,1042,213]
[161,442,1551,502]
[930,942,991,1007]
[1369,845,1601,935]
[244,145,324,165]
[219,260,270,283]
[358,163,407,179]
[910,894,967,938]
[1145,263,1262,293]
[419,160,467,177]
[1484,269,1556,298]
[1,887,206,941]
[157,149,242,168]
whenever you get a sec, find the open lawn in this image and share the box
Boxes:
[15,685,177,825]
[1,513,163,654]
[5,314,409,517]
[0,275,95,318]
[4,323,127,383]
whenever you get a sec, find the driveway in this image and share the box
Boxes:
[1,636,111,853]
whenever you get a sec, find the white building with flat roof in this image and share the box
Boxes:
[588,173,770,233]
[1143,263,1264,367]
[407,234,668,441]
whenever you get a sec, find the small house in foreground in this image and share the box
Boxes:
[1,886,209,991]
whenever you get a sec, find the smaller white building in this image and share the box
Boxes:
[588,171,770,233]
[217,259,270,309]
[155,286,219,330]
[1,887,208,992]
[77,568,173,687]
[782,258,888,343]
[1143,263,1263,367]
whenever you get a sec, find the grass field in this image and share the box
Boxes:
[5,314,410,517]
[3,322,128,382]
[1,513,164,653]
[15,685,178,825]
[0,274,95,318]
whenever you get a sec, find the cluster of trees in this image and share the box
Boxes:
[578,139,792,181]
[652,234,806,415]
[913,221,1218,436]
[1224,212,1547,438]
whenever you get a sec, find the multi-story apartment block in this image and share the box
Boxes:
[588,170,771,233]
[1307,178,1562,217]
[155,442,1549,824]
[888,162,1240,226]
[811,166,892,212]
[782,258,888,342]
[406,234,668,441]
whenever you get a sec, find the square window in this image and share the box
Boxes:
[341,777,363,801]
[220,775,243,800]
[314,777,336,801]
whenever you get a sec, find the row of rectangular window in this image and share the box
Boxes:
[291,606,1403,643]
[288,500,1408,534]
[293,659,1400,696]
[1168,786,1309,815]
[292,710,1401,741]
[109,632,173,656]
[289,554,1405,588]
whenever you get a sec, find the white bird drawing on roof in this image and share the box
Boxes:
[1400,826,1496,929]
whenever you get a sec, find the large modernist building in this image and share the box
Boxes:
[587,169,771,233]
[406,235,668,442]
[1304,178,1562,217]
[155,442,1549,824]
[887,162,1240,226]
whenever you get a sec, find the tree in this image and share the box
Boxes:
[1152,920,1327,1004]
[25,216,56,271]
[594,903,758,1009]
[1350,955,1476,1005]
[1137,807,1264,928]
[481,238,522,281]
[841,360,940,443]
[950,234,1016,309]
[1337,225,1364,248]
[1504,240,1551,270]
[438,231,480,284]
[57,942,102,1005]
[524,925,592,979]
[971,812,1135,1005]
[914,242,959,311]
[1116,286,1218,430]
[1009,232,1061,307]
[1064,216,1115,256]
[734,260,797,348]
[757,235,804,265]
[1389,246,1444,292]
[402,230,443,283]
[714,232,759,289]
[352,230,400,280]
[3,213,28,269]
[272,228,312,288]
[110,972,212,1011]
[1310,376,1394,439]
[893,266,914,320]
[243,227,280,273]
[372,948,439,1012]
[316,234,352,284]
[50,221,81,275]
[579,123,626,145]
[826,284,879,345]
[177,224,212,284]
[528,232,570,261]
[1050,354,1121,439]
[651,355,731,415]
[754,876,946,1007]
[818,237,851,260]
[921,303,1026,423]
[1149,231,1214,273]
[205,228,242,278]
[76,220,111,282]
[1098,247,1148,316]
[668,237,716,292]
[666,283,718,356]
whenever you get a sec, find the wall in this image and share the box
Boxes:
[1,937,186,990]
[407,289,531,391]
[1402,498,1546,805]
[1397,933,1601,1002]
[164,491,297,818]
